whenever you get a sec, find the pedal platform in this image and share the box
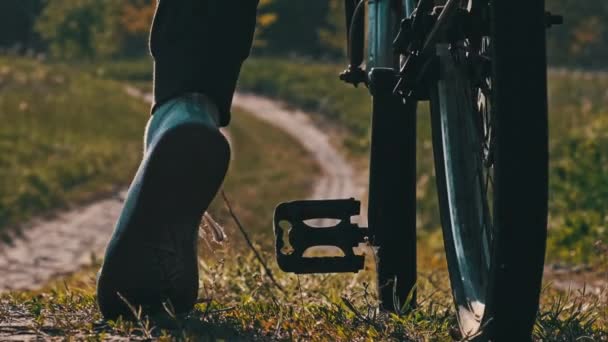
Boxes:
[273,198,368,274]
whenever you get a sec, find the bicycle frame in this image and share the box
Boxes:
[364,0,417,70]
[343,0,453,90]
[273,0,482,303]
[274,0,559,335]
[370,0,418,64]
[338,0,467,311]
[367,0,401,69]
[340,0,415,86]
[361,0,475,311]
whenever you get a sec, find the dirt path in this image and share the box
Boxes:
[0,193,126,292]
[543,264,607,295]
[0,92,362,293]
[232,94,366,219]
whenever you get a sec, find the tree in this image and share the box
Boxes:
[36,0,278,59]
[259,0,329,57]
[546,0,608,68]
[35,0,124,59]
[254,0,278,47]
[120,0,277,50]
[0,0,45,51]
[120,0,156,56]
[318,0,348,58]
[121,0,155,36]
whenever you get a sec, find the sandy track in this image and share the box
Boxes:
[0,192,126,291]
[0,92,361,292]
[1,89,602,295]
[232,94,365,208]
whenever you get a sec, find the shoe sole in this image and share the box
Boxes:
[97,123,230,319]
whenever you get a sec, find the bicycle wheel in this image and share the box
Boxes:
[429,0,548,339]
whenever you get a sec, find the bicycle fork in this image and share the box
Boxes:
[273,0,418,312]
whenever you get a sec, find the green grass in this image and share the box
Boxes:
[239,58,608,265]
[0,57,149,234]
[0,255,605,340]
[0,56,605,340]
[207,107,319,248]
[0,56,321,242]
[240,58,375,152]
[0,53,320,247]
[546,71,608,263]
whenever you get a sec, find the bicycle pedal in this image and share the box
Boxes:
[273,198,368,274]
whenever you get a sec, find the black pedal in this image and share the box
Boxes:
[273,198,368,274]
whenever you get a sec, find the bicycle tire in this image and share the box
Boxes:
[429,0,548,340]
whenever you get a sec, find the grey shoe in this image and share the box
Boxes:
[97,94,230,319]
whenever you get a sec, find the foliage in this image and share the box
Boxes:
[257,0,608,66]
[546,71,608,262]
[34,0,159,59]
[119,0,156,56]
[33,0,278,59]
[0,251,605,340]
[120,0,155,36]
[254,0,279,48]
[1,0,604,67]
[89,58,154,83]
[544,70,608,264]
[0,57,148,231]
[546,0,608,68]
[239,58,608,266]
[35,0,124,59]
[258,0,330,57]
[239,58,442,236]
[240,58,373,151]
[73,57,608,265]
[207,104,319,243]
[117,0,279,49]
[0,0,45,51]
[0,56,318,241]
[0,56,605,340]
[318,0,348,58]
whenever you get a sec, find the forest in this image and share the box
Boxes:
[0,0,606,68]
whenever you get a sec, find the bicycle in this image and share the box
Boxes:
[273,0,562,340]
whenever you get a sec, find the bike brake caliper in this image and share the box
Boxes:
[274,199,368,274]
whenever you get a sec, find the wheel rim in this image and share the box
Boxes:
[435,37,495,336]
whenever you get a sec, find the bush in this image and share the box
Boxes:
[35,0,124,59]
[548,117,608,263]
[0,57,148,230]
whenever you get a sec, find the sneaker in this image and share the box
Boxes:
[96,94,230,319]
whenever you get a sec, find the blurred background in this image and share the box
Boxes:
[1,0,607,65]
[0,1,605,338]
[1,0,605,262]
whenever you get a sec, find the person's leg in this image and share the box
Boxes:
[97,0,258,320]
[151,0,258,126]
